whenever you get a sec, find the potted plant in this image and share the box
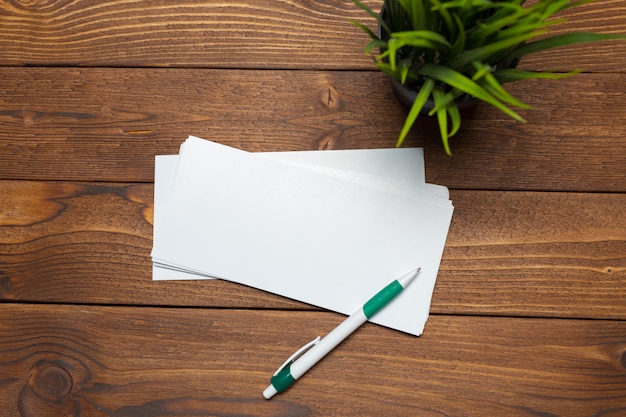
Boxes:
[351,0,622,155]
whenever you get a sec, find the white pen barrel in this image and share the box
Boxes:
[290,309,368,379]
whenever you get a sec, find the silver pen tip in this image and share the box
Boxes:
[398,268,420,288]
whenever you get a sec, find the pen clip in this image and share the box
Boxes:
[273,336,321,376]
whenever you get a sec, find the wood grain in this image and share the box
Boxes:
[0,304,624,417]
[0,180,302,310]
[1,180,624,319]
[2,1,626,414]
[1,68,626,192]
[1,0,625,71]
[439,190,626,319]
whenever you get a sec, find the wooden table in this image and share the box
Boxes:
[1,1,626,416]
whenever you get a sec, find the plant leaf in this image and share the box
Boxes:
[396,78,435,147]
[364,39,388,54]
[397,0,426,30]
[484,85,530,109]
[417,63,527,122]
[495,18,566,41]
[399,59,412,84]
[506,32,626,60]
[494,68,582,83]
[374,62,403,80]
[467,5,531,45]
[428,89,463,116]
[350,20,379,42]
[392,30,452,47]
[383,33,449,71]
[447,101,461,139]
[440,12,466,65]
[428,0,456,34]
[448,30,546,69]
[471,61,492,81]
[472,61,531,109]
[432,87,452,155]
[389,36,447,50]
[351,0,391,35]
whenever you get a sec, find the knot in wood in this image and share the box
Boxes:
[30,365,73,402]
[319,86,341,110]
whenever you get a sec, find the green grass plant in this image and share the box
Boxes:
[352,0,622,155]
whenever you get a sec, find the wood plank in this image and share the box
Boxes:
[1,68,626,191]
[521,0,626,72]
[438,190,626,319]
[1,0,625,71]
[0,180,301,310]
[1,304,625,417]
[1,180,624,319]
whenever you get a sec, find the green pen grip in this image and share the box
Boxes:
[270,363,296,393]
[362,280,404,319]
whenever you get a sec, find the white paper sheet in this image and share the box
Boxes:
[151,136,453,336]
[152,146,449,280]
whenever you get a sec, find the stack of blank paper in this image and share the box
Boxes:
[151,136,453,336]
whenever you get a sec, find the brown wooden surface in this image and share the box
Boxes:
[1,68,626,191]
[1,0,626,416]
[1,181,624,319]
[1,305,626,417]
[1,0,626,71]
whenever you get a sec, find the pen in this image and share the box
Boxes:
[263,267,420,399]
